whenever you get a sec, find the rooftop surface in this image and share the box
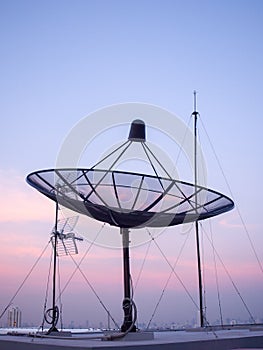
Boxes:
[1,327,263,350]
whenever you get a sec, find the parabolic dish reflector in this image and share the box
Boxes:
[27,168,234,228]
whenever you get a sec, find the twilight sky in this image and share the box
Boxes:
[0,0,263,328]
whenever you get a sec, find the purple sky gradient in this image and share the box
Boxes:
[0,0,263,328]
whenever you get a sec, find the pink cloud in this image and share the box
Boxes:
[218,211,261,230]
[0,169,53,222]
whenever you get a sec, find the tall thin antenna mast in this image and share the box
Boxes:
[192,90,205,328]
[48,200,59,333]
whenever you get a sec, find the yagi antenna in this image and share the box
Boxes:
[51,216,83,256]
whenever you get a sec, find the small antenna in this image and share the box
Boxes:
[192,90,199,116]
[192,89,205,328]
[51,216,83,256]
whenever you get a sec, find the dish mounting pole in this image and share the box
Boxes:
[192,91,205,328]
[120,227,136,332]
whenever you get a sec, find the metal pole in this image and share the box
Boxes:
[120,227,136,332]
[49,201,59,333]
[193,91,204,328]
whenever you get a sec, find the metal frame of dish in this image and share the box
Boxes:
[27,167,234,332]
[26,168,234,228]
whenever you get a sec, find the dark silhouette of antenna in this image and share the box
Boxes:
[45,205,83,334]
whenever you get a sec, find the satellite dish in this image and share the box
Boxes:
[27,119,234,333]
[27,168,233,229]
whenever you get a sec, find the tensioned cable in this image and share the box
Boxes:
[0,240,50,321]
[56,223,105,298]
[142,115,192,181]
[145,228,216,334]
[199,116,263,277]
[131,239,151,330]
[146,229,199,310]
[200,224,207,324]
[39,240,53,332]
[67,252,120,329]
[134,240,153,291]
[200,223,255,323]
[56,223,119,329]
[194,116,207,194]
[146,229,191,329]
[175,115,192,167]
[129,271,137,327]
[207,220,224,326]
[57,257,63,330]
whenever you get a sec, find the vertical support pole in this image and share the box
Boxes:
[195,221,204,327]
[48,201,59,333]
[193,91,204,328]
[120,227,136,332]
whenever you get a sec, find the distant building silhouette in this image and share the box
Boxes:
[7,307,22,328]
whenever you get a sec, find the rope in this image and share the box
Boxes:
[201,224,256,323]
[57,223,105,298]
[129,274,138,330]
[55,223,119,329]
[145,228,217,336]
[200,225,207,324]
[44,306,59,326]
[134,240,152,291]
[174,115,192,166]
[57,257,63,330]
[199,117,263,277]
[146,229,191,329]
[39,239,53,332]
[40,236,63,332]
[103,299,138,340]
[207,221,224,326]
[146,229,199,310]
[67,252,120,329]
[0,240,50,322]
